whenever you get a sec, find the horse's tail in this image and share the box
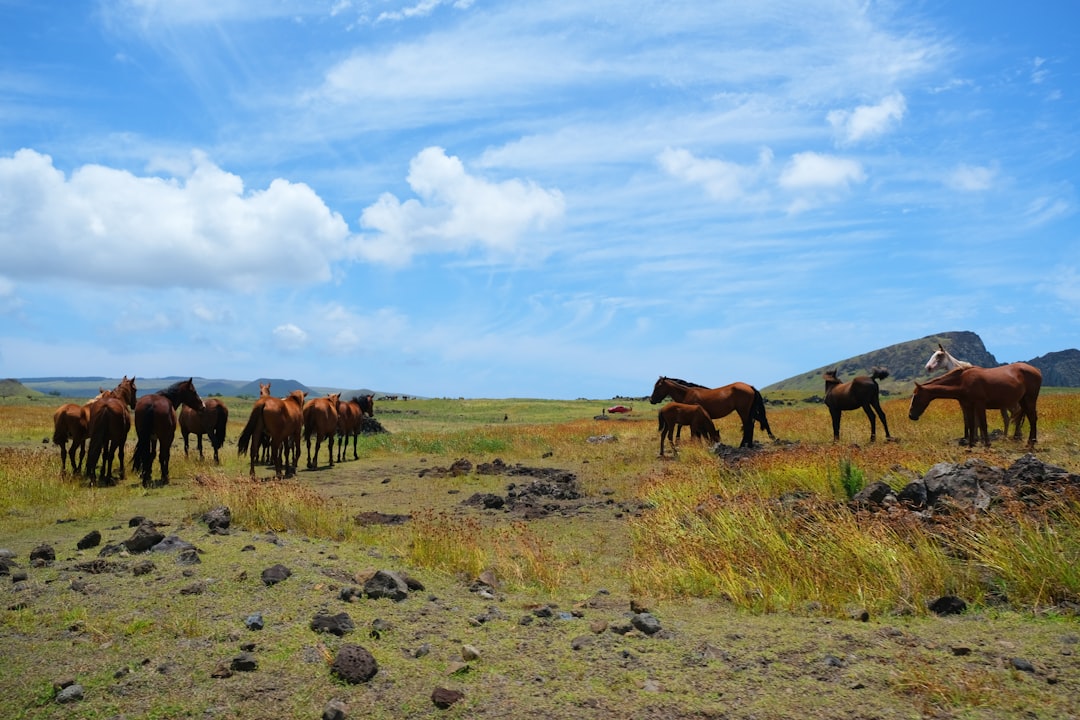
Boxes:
[751,389,776,440]
[237,404,262,456]
[871,366,890,381]
[52,416,66,446]
[212,406,228,450]
[131,409,154,474]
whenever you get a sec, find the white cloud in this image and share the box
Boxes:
[273,323,308,351]
[827,93,906,145]
[779,152,865,189]
[356,147,564,266]
[658,147,772,204]
[947,163,996,191]
[1024,196,1072,226]
[0,149,352,291]
[375,0,473,23]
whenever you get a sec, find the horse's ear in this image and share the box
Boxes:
[938,343,945,351]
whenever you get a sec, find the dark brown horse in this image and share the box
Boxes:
[238,389,306,478]
[85,376,137,485]
[909,363,1042,448]
[823,368,891,443]
[180,398,229,463]
[304,393,340,470]
[657,402,720,457]
[52,393,102,473]
[336,394,373,462]
[649,376,775,448]
[131,378,205,487]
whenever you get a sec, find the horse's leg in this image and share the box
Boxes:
[327,432,334,467]
[973,404,990,447]
[861,404,877,442]
[739,410,754,448]
[182,430,190,458]
[829,408,842,442]
[871,400,891,439]
[1020,398,1038,447]
[160,441,171,485]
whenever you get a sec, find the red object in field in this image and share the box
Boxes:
[606,405,632,414]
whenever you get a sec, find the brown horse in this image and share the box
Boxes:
[238,389,306,478]
[132,378,205,487]
[924,343,1024,439]
[657,402,720,457]
[909,363,1042,448]
[336,394,373,462]
[304,393,340,470]
[85,376,137,485]
[823,368,892,443]
[52,393,102,473]
[180,398,229,463]
[649,376,775,448]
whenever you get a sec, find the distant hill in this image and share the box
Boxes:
[1027,349,1080,387]
[762,331,1080,394]
[0,378,44,398]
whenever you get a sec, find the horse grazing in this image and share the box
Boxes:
[924,343,1024,439]
[304,393,340,470]
[132,378,205,487]
[909,363,1042,448]
[85,376,137,485]
[180,398,229,463]
[822,368,892,443]
[238,389,306,478]
[657,402,719,457]
[52,393,101,473]
[336,394,373,462]
[649,376,775,448]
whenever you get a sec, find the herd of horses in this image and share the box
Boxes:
[49,343,1044,479]
[51,378,376,485]
[651,344,1043,456]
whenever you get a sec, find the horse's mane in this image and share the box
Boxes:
[663,376,708,389]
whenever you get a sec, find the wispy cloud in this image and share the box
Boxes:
[828,93,907,145]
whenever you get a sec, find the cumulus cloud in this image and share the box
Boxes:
[273,323,308,351]
[778,152,866,213]
[827,93,906,145]
[657,147,772,204]
[947,163,996,191]
[0,149,352,291]
[356,147,564,266]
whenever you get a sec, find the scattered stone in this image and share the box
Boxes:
[98,543,125,557]
[245,613,264,631]
[589,619,608,634]
[929,595,967,616]
[586,435,617,444]
[128,516,146,527]
[72,559,118,574]
[571,635,593,651]
[631,613,662,636]
[310,611,355,636]
[132,560,155,576]
[177,548,201,565]
[414,643,431,659]
[202,506,231,532]
[230,652,258,672]
[322,698,349,720]
[261,564,292,586]
[179,581,205,595]
[476,569,498,589]
[339,586,363,603]
[461,645,481,662]
[431,687,465,709]
[952,647,972,656]
[122,523,165,553]
[363,570,409,601]
[210,663,233,679]
[1012,657,1036,673]
[151,536,196,554]
[55,684,84,704]
[0,556,17,576]
[354,511,410,526]
[629,598,651,614]
[331,644,378,684]
[76,531,101,550]
[30,544,55,567]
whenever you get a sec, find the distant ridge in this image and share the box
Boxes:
[18,376,388,399]
[764,331,1080,393]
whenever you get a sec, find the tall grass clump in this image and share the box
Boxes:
[406,509,572,591]
[192,473,354,539]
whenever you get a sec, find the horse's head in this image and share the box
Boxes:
[909,381,929,421]
[181,378,205,412]
[925,347,946,373]
[115,376,137,409]
[649,377,669,405]
[356,394,375,416]
[259,382,272,398]
[822,370,841,387]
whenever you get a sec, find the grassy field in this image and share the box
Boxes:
[1,391,1079,719]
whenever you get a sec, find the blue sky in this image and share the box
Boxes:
[1,1,1076,399]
